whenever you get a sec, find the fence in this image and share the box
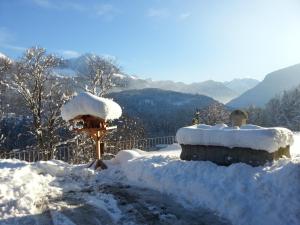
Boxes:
[0,136,176,164]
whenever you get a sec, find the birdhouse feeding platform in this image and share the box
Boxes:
[61,92,122,169]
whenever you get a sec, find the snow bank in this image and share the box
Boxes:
[111,146,300,225]
[0,159,60,220]
[0,159,96,221]
[61,92,122,121]
[291,132,300,157]
[176,124,294,153]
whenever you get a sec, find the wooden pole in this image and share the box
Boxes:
[96,131,101,160]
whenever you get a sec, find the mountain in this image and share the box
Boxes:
[59,55,238,103]
[119,79,238,103]
[108,88,219,136]
[227,63,300,108]
[224,78,259,95]
[58,54,262,103]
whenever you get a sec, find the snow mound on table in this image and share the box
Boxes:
[176,124,294,152]
[61,92,122,121]
[113,148,300,225]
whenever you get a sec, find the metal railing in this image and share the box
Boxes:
[0,136,176,164]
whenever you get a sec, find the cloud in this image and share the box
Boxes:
[96,4,114,16]
[59,50,80,58]
[179,12,191,20]
[146,9,191,21]
[94,3,120,20]
[147,8,170,18]
[0,27,26,52]
[0,27,13,44]
[31,0,86,11]
[1,44,26,52]
[31,0,53,8]
[30,0,117,20]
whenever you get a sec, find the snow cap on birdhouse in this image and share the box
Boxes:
[61,92,122,122]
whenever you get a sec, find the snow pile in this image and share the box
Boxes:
[61,92,122,121]
[0,159,97,221]
[0,160,60,220]
[113,150,142,164]
[111,144,300,225]
[176,124,294,152]
[291,132,300,157]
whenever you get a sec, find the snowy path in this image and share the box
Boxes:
[46,183,230,225]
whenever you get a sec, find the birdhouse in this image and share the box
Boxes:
[71,115,107,133]
[230,109,248,127]
[61,92,122,169]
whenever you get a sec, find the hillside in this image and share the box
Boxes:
[108,88,218,136]
[227,63,300,108]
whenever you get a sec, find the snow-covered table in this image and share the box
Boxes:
[176,124,293,166]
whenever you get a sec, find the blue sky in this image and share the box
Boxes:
[1,0,300,83]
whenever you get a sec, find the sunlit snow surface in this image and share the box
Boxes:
[0,134,299,225]
[176,124,294,153]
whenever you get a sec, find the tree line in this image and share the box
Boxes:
[0,47,144,152]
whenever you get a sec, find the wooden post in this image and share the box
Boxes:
[70,116,116,170]
[100,142,105,156]
[95,131,102,160]
[96,138,101,160]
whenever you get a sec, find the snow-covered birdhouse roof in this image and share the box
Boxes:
[61,92,122,122]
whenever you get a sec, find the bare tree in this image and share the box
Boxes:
[4,47,73,152]
[246,105,265,126]
[194,103,230,125]
[263,87,300,130]
[0,56,12,147]
[105,114,145,142]
[77,54,121,97]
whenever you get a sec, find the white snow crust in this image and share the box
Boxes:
[61,92,122,121]
[176,124,294,153]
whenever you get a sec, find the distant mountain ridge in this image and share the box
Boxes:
[1,52,259,103]
[227,63,300,108]
[61,54,259,103]
[224,78,259,95]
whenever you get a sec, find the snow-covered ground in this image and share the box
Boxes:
[0,134,299,225]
